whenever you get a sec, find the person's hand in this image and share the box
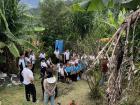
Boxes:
[48,92,53,96]
[30,80,34,84]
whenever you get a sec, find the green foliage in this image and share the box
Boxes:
[40,0,72,47]
[0,42,6,49]
[71,11,94,38]
[87,67,103,99]
[0,0,38,57]
[7,43,20,58]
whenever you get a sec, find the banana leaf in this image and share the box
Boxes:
[17,39,38,52]
[7,43,20,58]
[0,42,6,49]
[0,9,17,41]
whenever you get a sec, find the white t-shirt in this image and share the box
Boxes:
[25,57,31,66]
[69,60,75,65]
[39,53,46,59]
[30,54,36,64]
[46,59,52,65]
[54,50,60,58]
[64,51,70,60]
[18,58,26,69]
[75,59,79,64]
[41,62,47,68]
[22,68,34,85]
[58,67,64,76]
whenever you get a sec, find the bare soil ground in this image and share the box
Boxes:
[0,73,96,105]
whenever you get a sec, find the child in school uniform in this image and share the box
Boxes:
[64,63,72,83]
[58,63,67,82]
[40,59,47,78]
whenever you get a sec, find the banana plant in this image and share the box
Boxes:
[72,0,138,12]
[0,0,38,58]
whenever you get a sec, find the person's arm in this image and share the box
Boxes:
[50,83,56,95]
[43,80,51,95]
[64,68,68,75]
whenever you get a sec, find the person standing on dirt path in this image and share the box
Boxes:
[54,48,60,64]
[44,72,57,105]
[39,51,46,61]
[64,49,70,64]
[22,62,37,103]
[29,50,36,73]
[18,53,26,82]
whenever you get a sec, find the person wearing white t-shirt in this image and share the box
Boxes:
[58,64,67,82]
[39,52,46,61]
[22,62,36,102]
[25,51,31,67]
[46,57,53,68]
[64,49,70,64]
[18,53,26,82]
[29,51,36,72]
[40,59,47,78]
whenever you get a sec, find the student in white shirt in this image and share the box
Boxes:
[29,50,36,72]
[39,51,46,61]
[22,62,36,102]
[64,49,70,64]
[46,57,53,68]
[25,51,31,67]
[40,59,47,78]
[18,53,26,82]
[58,63,67,82]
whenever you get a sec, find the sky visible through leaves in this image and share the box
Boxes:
[20,0,39,8]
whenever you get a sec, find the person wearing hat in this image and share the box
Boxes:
[22,61,36,103]
[43,72,57,105]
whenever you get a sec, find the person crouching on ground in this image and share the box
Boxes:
[22,62,36,102]
[44,72,56,105]
[58,63,68,82]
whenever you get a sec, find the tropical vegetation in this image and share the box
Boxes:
[0,0,140,105]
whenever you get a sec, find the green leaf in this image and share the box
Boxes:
[0,9,17,41]
[0,42,6,49]
[79,0,90,9]
[108,0,114,8]
[71,4,86,12]
[87,0,105,11]
[17,39,38,52]
[108,10,116,28]
[7,43,20,58]
[118,8,126,25]
[34,27,45,32]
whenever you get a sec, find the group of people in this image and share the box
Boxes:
[18,50,37,103]
[18,48,109,105]
[18,50,57,105]
[18,49,84,105]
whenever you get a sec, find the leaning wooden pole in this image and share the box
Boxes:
[86,9,140,105]
[107,9,140,105]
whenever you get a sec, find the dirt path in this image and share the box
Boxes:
[0,76,93,105]
[55,80,91,105]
